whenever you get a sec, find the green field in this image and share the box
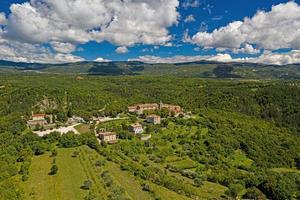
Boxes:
[21,146,210,200]
[21,148,91,200]
[74,124,91,134]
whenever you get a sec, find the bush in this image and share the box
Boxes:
[49,165,58,175]
[22,174,29,182]
[193,177,203,187]
[51,149,58,157]
[225,183,244,198]
[95,160,106,167]
[81,180,92,190]
[72,151,79,158]
[243,187,266,200]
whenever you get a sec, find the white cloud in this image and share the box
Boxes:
[116,46,129,54]
[236,50,300,65]
[5,0,179,46]
[0,0,179,63]
[189,2,300,50]
[233,44,261,54]
[94,57,111,62]
[130,50,300,65]
[0,39,84,63]
[0,12,6,25]
[182,0,200,9]
[129,53,233,64]
[184,15,195,23]
[50,41,76,54]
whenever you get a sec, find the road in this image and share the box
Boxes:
[33,123,80,136]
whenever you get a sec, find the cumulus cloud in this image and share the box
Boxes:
[0,39,84,63]
[232,44,260,54]
[189,2,300,50]
[0,12,6,25]
[116,46,129,54]
[5,0,179,46]
[50,41,76,54]
[184,15,196,23]
[128,53,233,64]
[94,57,111,62]
[0,0,179,63]
[236,50,300,65]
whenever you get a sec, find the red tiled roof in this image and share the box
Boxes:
[32,114,46,117]
[130,123,143,128]
[98,132,116,136]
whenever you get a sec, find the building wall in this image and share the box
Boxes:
[103,135,117,142]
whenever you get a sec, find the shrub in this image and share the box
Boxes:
[82,180,92,190]
[49,165,58,175]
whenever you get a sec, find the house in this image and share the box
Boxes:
[32,114,46,121]
[159,101,182,114]
[98,132,118,144]
[147,114,161,125]
[128,103,159,114]
[129,123,144,134]
[128,101,182,115]
[67,116,85,125]
[27,113,47,128]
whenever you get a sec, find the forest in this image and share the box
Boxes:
[0,74,299,199]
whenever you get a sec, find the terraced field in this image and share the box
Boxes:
[20,145,227,200]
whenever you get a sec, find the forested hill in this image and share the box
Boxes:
[0,75,299,132]
[0,60,300,79]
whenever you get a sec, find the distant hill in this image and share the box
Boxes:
[0,60,300,79]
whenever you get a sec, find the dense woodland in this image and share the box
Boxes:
[0,74,299,199]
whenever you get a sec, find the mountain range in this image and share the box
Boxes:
[0,60,300,80]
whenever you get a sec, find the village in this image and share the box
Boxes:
[27,101,190,144]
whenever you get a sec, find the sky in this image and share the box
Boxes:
[0,0,300,65]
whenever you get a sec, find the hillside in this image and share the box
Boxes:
[0,75,299,200]
[0,60,300,79]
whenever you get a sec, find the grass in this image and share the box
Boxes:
[104,161,153,200]
[169,158,198,169]
[148,183,192,200]
[74,124,91,134]
[20,145,228,200]
[21,148,89,200]
[228,150,253,169]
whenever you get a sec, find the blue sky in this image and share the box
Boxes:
[0,0,300,64]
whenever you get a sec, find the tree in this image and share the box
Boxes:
[67,108,73,118]
[31,142,47,155]
[82,180,92,190]
[34,123,41,131]
[49,165,58,175]
[193,177,203,187]
[243,187,266,200]
[159,108,169,118]
[225,183,244,198]
[51,149,58,157]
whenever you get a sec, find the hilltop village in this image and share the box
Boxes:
[27,101,189,144]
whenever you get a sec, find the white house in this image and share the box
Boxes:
[129,123,144,134]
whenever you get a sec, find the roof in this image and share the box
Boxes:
[32,114,46,117]
[162,104,181,107]
[98,132,116,136]
[147,114,160,118]
[130,123,143,128]
[134,103,158,108]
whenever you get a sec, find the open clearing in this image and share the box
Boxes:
[21,148,89,200]
[21,145,227,200]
